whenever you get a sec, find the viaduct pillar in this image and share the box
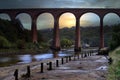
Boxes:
[100,16,104,48]
[52,15,60,51]
[31,17,37,43]
[74,17,81,52]
[9,13,16,23]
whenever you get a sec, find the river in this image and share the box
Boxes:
[0,50,74,67]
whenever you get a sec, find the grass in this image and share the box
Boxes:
[107,47,120,80]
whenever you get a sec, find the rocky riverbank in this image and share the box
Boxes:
[21,55,108,80]
[0,53,108,80]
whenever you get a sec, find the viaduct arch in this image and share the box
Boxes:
[0,8,120,51]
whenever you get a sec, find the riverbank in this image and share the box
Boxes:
[20,55,108,80]
[107,47,120,80]
[0,49,47,55]
[0,51,108,80]
[0,57,62,80]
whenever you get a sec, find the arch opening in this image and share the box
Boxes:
[59,12,76,29]
[80,12,100,47]
[37,13,54,30]
[59,12,76,48]
[103,13,120,47]
[104,13,120,26]
[16,13,32,30]
[37,13,54,44]
[0,13,11,21]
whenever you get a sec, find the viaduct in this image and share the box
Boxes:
[0,8,120,51]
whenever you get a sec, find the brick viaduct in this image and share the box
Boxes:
[0,8,120,51]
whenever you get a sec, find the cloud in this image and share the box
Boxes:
[0,0,120,9]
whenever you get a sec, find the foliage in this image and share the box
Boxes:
[0,18,119,50]
[0,18,32,41]
[107,47,120,80]
[60,27,75,41]
[0,36,11,48]
[38,29,53,42]
[60,38,73,48]
[0,18,52,51]
[16,39,25,49]
[25,42,34,49]
[40,42,49,48]
[39,26,113,47]
[110,24,120,50]
[0,18,32,49]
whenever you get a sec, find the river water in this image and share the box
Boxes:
[0,50,74,67]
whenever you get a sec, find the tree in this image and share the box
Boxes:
[16,39,25,49]
[0,36,11,48]
[60,38,73,48]
[110,24,120,50]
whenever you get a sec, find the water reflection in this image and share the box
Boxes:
[0,55,20,67]
[19,55,32,63]
[0,50,73,67]
[53,51,59,58]
[0,57,11,62]
[34,53,53,61]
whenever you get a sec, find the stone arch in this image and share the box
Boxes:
[58,12,76,48]
[103,12,120,47]
[0,13,11,20]
[16,13,32,30]
[36,13,54,43]
[103,12,120,26]
[59,12,76,29]
[80,12,100,27]
[36,12,54,30]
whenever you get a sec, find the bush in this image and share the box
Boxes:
[16,39,25,49]
[60,38,73,48]
[25,42,33,49]
[107,48,120,80]
[98,47,109,55]
[0,36,11,48]
[110,24,120,50]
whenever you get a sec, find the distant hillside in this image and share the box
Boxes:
[38,28,53,43]
[0,18,114,48]
[81,26,113,47]
[0,18,31,43]
[38,26,113,47]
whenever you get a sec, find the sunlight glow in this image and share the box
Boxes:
[59,13,76,28]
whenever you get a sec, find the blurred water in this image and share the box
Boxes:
[0,51,73,66]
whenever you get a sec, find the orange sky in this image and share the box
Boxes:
[59,13,75,28]
[59,13,100,28]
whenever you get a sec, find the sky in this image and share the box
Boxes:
[0,0,120,9]
[0,0,120,30]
